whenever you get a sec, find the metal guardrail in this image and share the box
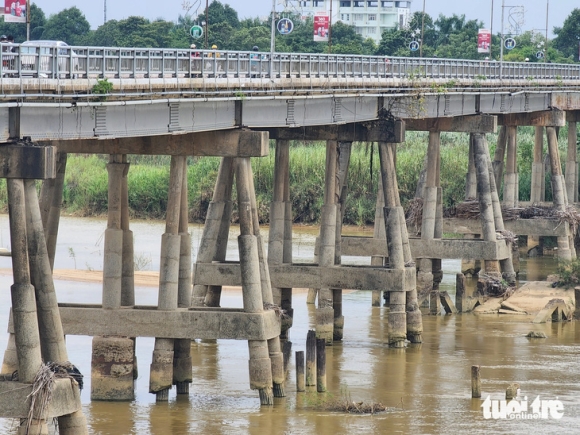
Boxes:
[0,43,579,82]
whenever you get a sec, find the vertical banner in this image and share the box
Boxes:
[477,29,491,53]
[313,12,329,42]
[4,0,26,23]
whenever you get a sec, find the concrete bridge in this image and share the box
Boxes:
[1,44,580,432]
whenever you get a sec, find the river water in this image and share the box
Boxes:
[0,216,578,434]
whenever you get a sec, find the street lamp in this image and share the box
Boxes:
[544,0,549,63]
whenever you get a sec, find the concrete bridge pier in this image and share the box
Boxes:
[0,142,86,434]
[92,155,135,402]
[246,159,285,397]
[332,141,352,341]
[149,156,185,401]
[316,140,339,346]
[473,134,503,282]
[418,131,441,315]
[566,112,579,205]
[378,141,422,346]
[503,126,519,209]
[191,157,235,308]
[528,127,546,251]
[236,157,275,405]
[174,164,193,395]
[547,127,574,261]
[371,175,387,307]
[461,134,481,277]
[39,151,67,271]
[268,140,294,342]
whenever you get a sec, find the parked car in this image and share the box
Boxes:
[19,40,79,78]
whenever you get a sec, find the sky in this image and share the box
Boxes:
[29,0,576,38]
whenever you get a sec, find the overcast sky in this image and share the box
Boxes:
[31,0,576,38]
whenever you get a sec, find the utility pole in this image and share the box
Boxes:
[500,0,504,79]
[490,0,494,58]
[204,0,209,49]
[420,0,426,57]
[544,0,549,62]
[26,0,30,41]
[104,0,107,24]
[328,0,333,53]
[270,0,276,53]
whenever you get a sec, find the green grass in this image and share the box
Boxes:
[0,127,572,225]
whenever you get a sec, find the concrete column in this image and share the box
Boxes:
[566,121,578,204]
[378,142,407,347]
[150,156,185,401]
[174,163,192,394]
[462,135,482,278]
[245,159,285,398]
[529,127,545,250]
[103,156,125,310]
[465,134,478,199]
[236,157,273,406]
[332,141,351,341]
[39,152,67,271]
[120,158,135,307]
[547,127,573,261]
[24,180,68,363]
[473,135,501,278]
[492,125,507,190]
[7,178,46,433]
[420,132,438,314]
[1,333,18,374]
[93,156,135,404]
[269,139,293,341]
[482,136,517,283]
[316,140,338,345]
[371,174,386,307]
[503,126,518,208]
[191,157,235,307]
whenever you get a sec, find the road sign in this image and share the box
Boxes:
[504,38,516,50]
[277,18,294,35]
[190,25,203,39]
[536,51,545,59]
[409,41,419,52]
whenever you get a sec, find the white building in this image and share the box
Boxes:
[286,1,412,43]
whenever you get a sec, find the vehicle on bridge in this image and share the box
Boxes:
[19,40,79,78]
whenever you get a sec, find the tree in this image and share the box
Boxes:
[41,7,90,45]
[0,3,46,42]
[553,8,580,61]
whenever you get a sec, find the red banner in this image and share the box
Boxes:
[313,12,329,42]
[4,0,26,23]
[478,29,491,54]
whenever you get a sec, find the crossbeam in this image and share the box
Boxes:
[44,129,269,157]
[8,305,281,341]
[193,263,416,292]
[498,109,565,127]
[264,120,406,143]
[443,218,569,237]
[405,114,497,133]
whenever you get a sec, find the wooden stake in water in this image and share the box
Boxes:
[316,338,326,393]
[295,351,305,392]
[471,365,481,398]
[305,330,316,386]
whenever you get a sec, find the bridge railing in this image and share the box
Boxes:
[1,43,579,83]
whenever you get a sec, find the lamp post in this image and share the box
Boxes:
[544,0,549,63]
[499,0,505,79]
[419,0,426,57]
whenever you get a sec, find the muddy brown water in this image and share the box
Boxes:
[0,216,577,434]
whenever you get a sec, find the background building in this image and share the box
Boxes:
[286,1,412,43]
